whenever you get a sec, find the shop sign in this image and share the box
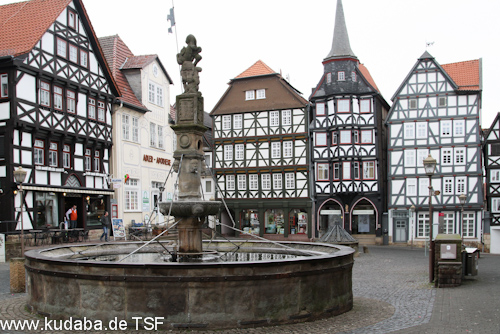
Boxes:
[110,178,122,183]
[111,218,126,240]
[143,154,171,166]
[142,191,150,212]
[320,210,341,215]
[353,210,374,215]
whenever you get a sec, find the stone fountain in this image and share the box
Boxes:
[23,36,354,330]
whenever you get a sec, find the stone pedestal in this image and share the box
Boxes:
[10,257,25,293]
[434,234,462,288]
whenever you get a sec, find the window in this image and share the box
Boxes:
[245,90,255,100]
[224,145,233,160]
[454,120,465,137]
[53,86,63,111]
[273,173,282,189]
[150,122,157,147]
[125,178,139,211]
[317,163,329,181]
[351,71,356,82]
[282,110,291,126]
[88,98,96,119]
[438,96,447,107]
[205,180,212,193]
[66,90,76,113]
[262,174,271,190]
[361,130,372,144]
[443,213,454,234]
[363,161,375,179]
[316,102,326,116]
[156,86,163,106]
[285,173,295,189]
[416,123,427,138]
[343,162,351,180]
[69,44,78,63]
[271,142,281,158]
[68,10,77,29]
[443,178,453,194]
[80,50,88,68]
[420,178,429,195]
[353,130,359,144]
[326,72,332,83]
[340,130,351,144]
[40,81,50,107]
[360,99,371,113]
[235,144,244,160]
[315,133,327,146]
[132,117,139,142]
[158,125,164,149]
[338,71,345,81]
[226,175,235,190]
[442,148,452,165]
[256,89,265,99]
[407,178,417,196]
[148,83,156,104]
[332,132,337,145]
[222,115,231,130]
[417,213,429,237]
[404,123,415,139]
[237,174,246,190]
[95,100,105,122]
[338,99,350,113]
[34,140,44,165]
[63,144,71,168]
[333,163,340,180]
[1,74,7,98]
[49,142,58,167]
[409,99,417,109]
[94,150,100,172]
[455,148,465,165]
[456,177,466,194]
[492,198,500,213]
[249,174,258,190]
[353,162,360,180]
[405,150,416,166]
[122,114,130,140]
[270,111,279,126]
[84,149,91,171]
[233,114,242,129]
[56,38,66,58]
[417,149,428,167]
[491,170,500,182]
[283,141,293,158]
[441,120,452,137]
[462,212,475,237]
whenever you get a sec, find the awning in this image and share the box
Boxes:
[22,185,114,195]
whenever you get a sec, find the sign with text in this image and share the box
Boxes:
[111,218,126,240]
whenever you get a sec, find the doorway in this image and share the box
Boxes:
[63,196,83,228]
[394,219,408,243]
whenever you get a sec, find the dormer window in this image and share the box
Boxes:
[338,71,345,81]
[245,90,255,100]
[246,89,266,100]
[256,89,265,99]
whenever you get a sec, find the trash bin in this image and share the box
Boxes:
[465,247,479,276]
[382,229,389,245]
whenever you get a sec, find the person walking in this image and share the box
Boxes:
[65,205,77,229]
[100,211,111,242]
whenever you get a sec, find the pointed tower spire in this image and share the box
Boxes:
[325,0,356,60]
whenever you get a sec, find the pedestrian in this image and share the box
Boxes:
[100,211,110,242]
[65,205,77,229]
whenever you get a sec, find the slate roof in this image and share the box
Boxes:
[99,35,147,111]
[442,59,481,91]
[235,60,276,78]
[325,0,356,60]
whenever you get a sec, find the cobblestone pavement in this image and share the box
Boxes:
[0,245,498,333]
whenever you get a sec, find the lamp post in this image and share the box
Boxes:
[13,167,27,256]
[423,154,437,283]
[459,194,467,247]
[410,205,416,249]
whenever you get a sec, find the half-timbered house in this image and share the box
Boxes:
[0,0,119,232]
[387,52,483,247]
[484,112,500,254]
[309,0,390,243]
[99,35,174,228]
[211,60,312,240]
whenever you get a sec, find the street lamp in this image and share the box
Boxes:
[423,154,437,283]
[459,194,467,246]
[410,205,416,249]
[13,166,27,256]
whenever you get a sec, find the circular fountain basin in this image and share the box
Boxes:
[25,240,354,330]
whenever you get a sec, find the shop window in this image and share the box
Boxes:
[352,202,375,234]
[265,209,284,234]
[289,209,307,234]
[86,195,105,227]
[240,209,259,235]
[36,193,58,228]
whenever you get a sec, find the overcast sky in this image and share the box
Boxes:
[2,0,499,127]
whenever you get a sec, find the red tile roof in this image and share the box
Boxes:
[235,60,276,79]
[358,63,379,92]
[99,35,147,111]
[122,55,157,70]
[441,59,481,91]
[0,0,71,57]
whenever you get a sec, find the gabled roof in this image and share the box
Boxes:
[441,59,481,91]
[235,60,276,79]
[99,35,147,112]
[122,55,157,70]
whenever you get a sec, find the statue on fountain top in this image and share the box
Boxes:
[177,34,202,94]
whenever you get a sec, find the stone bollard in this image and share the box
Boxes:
[10,257,26,293]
